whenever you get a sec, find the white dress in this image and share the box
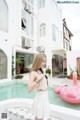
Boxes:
[31,76,50,119]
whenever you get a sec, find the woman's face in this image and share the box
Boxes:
[40,57,47,69]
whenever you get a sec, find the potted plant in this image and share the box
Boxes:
[16,55,24,74]
[64,68,67,75]
[12,56,15,79]
[15,74,23,79]
[68,66,80,80]
[45,68,51,75]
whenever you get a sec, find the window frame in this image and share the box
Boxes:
[52,24,59,41]
[39,0,45,9]
[40,23,46,37]
[0,0,8,32]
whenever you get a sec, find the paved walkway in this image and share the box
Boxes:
[49,76,80,87]
[7,107,61,120]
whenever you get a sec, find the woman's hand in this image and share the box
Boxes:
[37,74,45,82]
[28,72,44,92]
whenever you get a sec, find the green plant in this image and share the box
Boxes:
[45,68,51,75]
[15,74,23,79]
[64,68,67,72]
[69,66,75,75]
[69,65,80,76]
[16,54,24,74]
[12,56,16,79]
[16,55,24,65]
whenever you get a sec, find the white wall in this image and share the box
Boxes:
[0,0,39,80]
[0,0,37,80]
[38,0,63,73]
[50,0,63,49]
[0,0,18,80]
[0,32,12,79]
[0,0,63,79]
[32,0,39,51]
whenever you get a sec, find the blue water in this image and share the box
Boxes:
[0,81,80,110]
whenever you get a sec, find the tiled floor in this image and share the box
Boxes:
[7,107,61,120]
[49,76,80,86]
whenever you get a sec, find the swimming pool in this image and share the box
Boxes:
[0,80,80,111]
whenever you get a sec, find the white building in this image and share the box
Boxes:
[0,0,73,80]
[37,0,64,76]
[0,0,38,80]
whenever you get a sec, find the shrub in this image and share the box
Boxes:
[45,68,51,75]
[15,74,23,79]
[64,68,67,72]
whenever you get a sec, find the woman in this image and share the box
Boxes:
[28,53,50,120]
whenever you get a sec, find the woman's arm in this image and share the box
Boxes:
[28,71,38,93]
[28,71,45,93]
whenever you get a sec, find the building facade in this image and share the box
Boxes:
[0,0,38,80]
[0,0,73,80]
[63,18,73,51]
[37,0,73,76]
[37,0,64,76]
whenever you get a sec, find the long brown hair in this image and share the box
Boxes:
[31,53,46,71]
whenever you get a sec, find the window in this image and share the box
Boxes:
[0,0,8,32]
[65,42,68,50]
[0,49,7,79]
[64,38,70,50]
[77,57,80,76]
[16,52,35,74]
[31,17,34,35]
[40,23,46,37]
[27,0,34,5]
[52,24,59,41]
[21,18,26,30]
[39,0,45,8]
[21,11,33,35]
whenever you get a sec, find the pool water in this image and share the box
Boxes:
[0,81,80,110]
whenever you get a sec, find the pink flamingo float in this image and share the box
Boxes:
[54,72,80,104]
